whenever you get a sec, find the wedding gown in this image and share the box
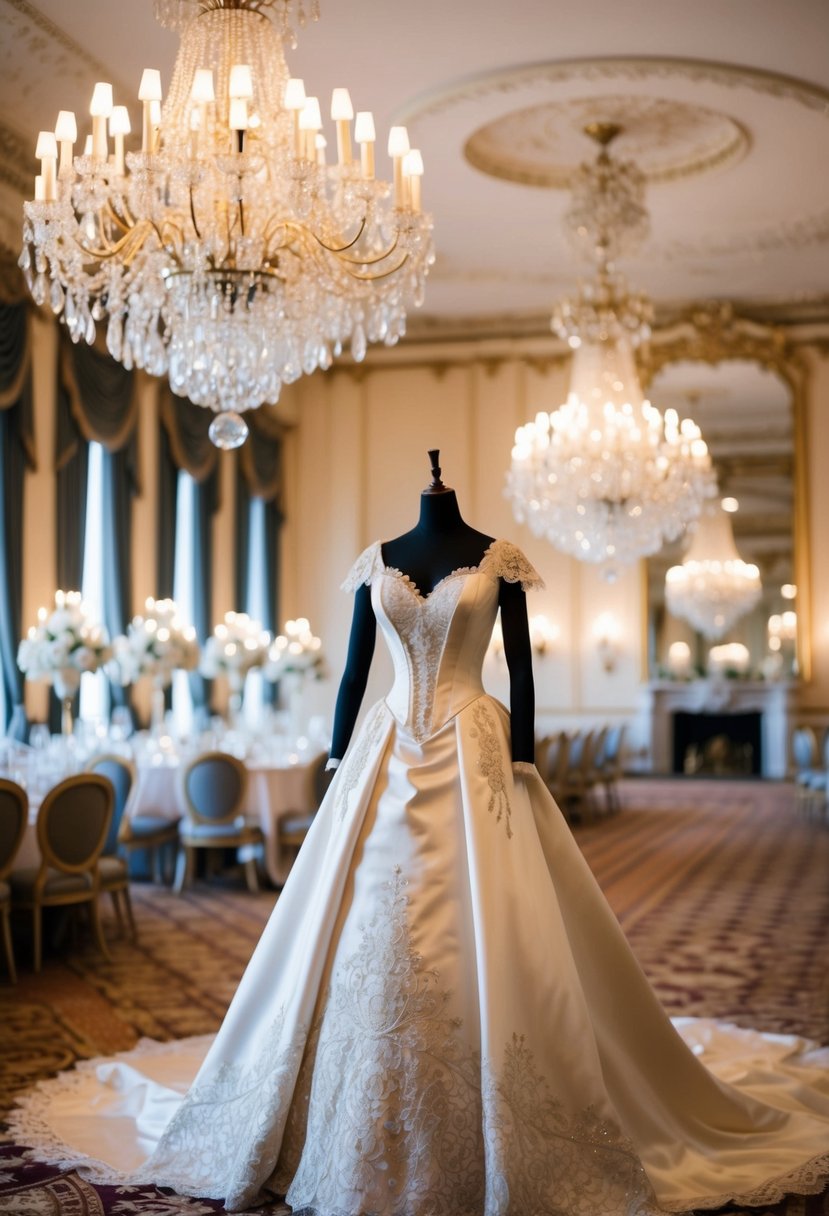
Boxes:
[9,539,829,1216]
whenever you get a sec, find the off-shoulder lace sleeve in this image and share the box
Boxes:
[483,540,545,591]
[341,541,384,592]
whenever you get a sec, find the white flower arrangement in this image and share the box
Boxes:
[199,612,271,690]
[109,598,199,687]
[264,618,324,682]
[17,590,112,695]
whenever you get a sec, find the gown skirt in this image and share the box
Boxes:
[9,539,829,1215]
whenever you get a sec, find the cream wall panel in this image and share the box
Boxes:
[22,312,57,723]
[800,349,829,710]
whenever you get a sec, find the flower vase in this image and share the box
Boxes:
[150,680,167,736]
[228,672,244,728]
[283,673,305,743]
[53,669,80,739]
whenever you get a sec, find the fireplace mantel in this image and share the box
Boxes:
[643,680,797,778]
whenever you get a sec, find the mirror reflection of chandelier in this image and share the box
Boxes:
[506,123,715,576]
[21,0,433,449]
[665,499,762,639]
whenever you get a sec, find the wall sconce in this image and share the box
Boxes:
[593,612,622,673]
[529,614,560,656]
[487,614,560,662]
[667,640,693,679]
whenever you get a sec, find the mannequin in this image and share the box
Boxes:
[329,450,536,766]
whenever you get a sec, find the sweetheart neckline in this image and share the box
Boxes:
[379,539,499,604]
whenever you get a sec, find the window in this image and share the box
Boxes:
[172,468,197,736]
[79,441,108,725]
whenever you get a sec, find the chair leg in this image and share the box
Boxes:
[88,898,112,962]
[109,889,124,936]
[244,856,260,894]
[121,886,137,941]
[173,846,194,895]
[1,907,16,984]
[32,904,42,973]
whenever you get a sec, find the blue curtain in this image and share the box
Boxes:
[159,391,220,721]
[0,303,35,738]
[235,414,283,704]
[56,338,138,723]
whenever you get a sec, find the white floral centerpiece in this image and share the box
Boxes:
[263,618,324,740]
[109,598,200,733]
[17,591,112,734]
[263,618,324,681]
[110,598,199,687]
[200,612,271,716]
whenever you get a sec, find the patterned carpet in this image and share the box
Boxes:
[1,777,827,1214]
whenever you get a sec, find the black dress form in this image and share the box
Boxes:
[329,456,536,766]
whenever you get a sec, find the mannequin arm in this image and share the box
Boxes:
[499,579,536,766]
[328,583,377,763]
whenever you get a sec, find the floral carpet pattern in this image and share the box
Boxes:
[1,778,827,1214]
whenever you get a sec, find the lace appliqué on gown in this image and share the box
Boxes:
[381,574,464,742]
[470,701,512,839]
[273,868,485,1215]
[335,702,389,822]
[341,540,384,592]
[136,1014,307,1211]
[482,1035,659,1216]
[478,540,544,593]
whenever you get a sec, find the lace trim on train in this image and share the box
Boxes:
[658,1151,829,1212]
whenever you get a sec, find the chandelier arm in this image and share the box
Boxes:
[188,186,203,242]
[104,200,133,237]
[335,232,404,268]
[343,251,409,282]
[311,216,368,254]
[75,221,155,262]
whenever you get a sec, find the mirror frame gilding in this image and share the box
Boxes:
[639,305,811,682]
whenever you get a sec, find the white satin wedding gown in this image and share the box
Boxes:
[10,540,829,1215]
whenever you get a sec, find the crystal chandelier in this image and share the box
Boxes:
[506,123,715,574]
[665,500,762,639]
[20,0,433,449]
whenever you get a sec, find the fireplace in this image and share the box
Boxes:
[672,710,762,776]
[642,679,796,778]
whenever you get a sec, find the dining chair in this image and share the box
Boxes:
[85,754,137,940]
[558,729,600,821]
[0,779,28,983]
[791,726,821,817]
[276,753,334,880]
[9,774,113,972]
[538,731,571,812]
[598,719,622,817]
[174,752,262,894]
[87,753,179,884]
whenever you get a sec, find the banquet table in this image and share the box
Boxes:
[14,747,326,887]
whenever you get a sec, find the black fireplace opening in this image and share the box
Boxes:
[672,711,763,777]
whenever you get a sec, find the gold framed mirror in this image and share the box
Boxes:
[640,306,811,683]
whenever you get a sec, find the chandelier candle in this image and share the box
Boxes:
[21,0,433,450]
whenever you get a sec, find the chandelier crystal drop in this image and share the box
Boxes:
[506,337,715,573]
[665,502,762,639]
[506,122,715,574]
[21,0,433,448]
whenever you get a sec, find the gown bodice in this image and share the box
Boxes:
[343,539,543,742]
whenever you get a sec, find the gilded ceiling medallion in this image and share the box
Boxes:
[464,95,748,188]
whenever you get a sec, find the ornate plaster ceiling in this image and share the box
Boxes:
[1,0,828,329]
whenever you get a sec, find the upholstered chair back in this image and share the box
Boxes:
[183,753,248,825]
[0,779,28,880]
[87,755,136,855]
[37,775,113,872]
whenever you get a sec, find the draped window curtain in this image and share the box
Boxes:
[235,413,283,705]
[158,391,219,718]
[55,337,139,726]
[0,303,35,739]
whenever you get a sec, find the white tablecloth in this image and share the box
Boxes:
[16,751,324,887]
